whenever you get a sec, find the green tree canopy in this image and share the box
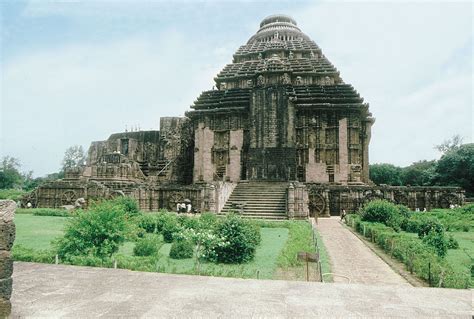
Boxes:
[0,156,23,189]
[401,160,437,186]
[434,143,474,196]
[369,163,403,186]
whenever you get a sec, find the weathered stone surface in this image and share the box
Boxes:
[0,278,12,300]
[0,297,11,318]
[0,224,15,251]
[0,251,13,279]
[0,201,15,224]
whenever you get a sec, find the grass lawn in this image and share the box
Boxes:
[153,228,289,279]
[14,214,69,250]
[13,212,327,281]
[446,231,474,286]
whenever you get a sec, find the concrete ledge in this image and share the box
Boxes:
[11,262,471,318]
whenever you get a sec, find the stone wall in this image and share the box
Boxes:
[0,200,15,317]
[306,184,465,217]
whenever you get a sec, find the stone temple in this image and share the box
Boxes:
[26,15,464,219]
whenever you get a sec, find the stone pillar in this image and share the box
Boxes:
[362,117,375,183]
[0,200,15,317]
[338,118,349,184]
[287,184,295,219]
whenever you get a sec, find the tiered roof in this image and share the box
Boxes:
[188,15,368,114]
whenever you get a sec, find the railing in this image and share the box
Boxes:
[157,159,174,177]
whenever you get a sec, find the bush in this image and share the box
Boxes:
[211,214,261,264]
[422,230,448,257]
[161,216,181,243]
[169,239,194,259]
[359,200,400,224]
[178,215,199,230]
[447,234,459,249]
[56,203,129,260]
[109,197,140,216]
[133,235,162,256]
[417,218,444,238]
[138,213,158,233]
[198,212,219,230]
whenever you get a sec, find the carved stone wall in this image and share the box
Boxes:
[0,200,15,317]
[306,184,465,217]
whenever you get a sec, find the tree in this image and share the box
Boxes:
[369,163,403,186]
[61,145,86,172]
[435,134,463,154]
[0,156,23,189]
[434,143,474,196]
[401,160,436,186]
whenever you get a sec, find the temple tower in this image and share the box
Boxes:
[187,14,374,185]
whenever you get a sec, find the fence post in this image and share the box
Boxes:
[55,254,59,265]
[114,259,117,269]
[319,261,323,282]
[428,262,431,287]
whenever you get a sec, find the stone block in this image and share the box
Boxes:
[0,278,12,300]
[0,201,15,224]
[0,297,11,317]
[0,224,15,251]
[0,252,12,279]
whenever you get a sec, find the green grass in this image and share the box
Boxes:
[13,212,323,281]
[14,214,69,250]
[116,228,289,279]
[446,231,474,286]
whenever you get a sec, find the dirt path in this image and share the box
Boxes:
[316,217,410,285]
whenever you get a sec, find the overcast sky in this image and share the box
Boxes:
[0,0,472,177]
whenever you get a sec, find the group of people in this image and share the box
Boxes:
[176,201,193,214]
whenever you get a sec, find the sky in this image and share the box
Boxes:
[0,0,472,177]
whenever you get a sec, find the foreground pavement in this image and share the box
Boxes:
[11,262,471,318]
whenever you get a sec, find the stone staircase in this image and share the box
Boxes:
[220,182,288,220]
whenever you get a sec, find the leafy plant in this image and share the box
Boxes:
[212,214,261,264]
[169,239,194,259]
[56,203,129,260]
[133,235,162,256]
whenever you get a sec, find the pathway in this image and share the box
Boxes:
[10,262,470,318]
[316,217,409,285]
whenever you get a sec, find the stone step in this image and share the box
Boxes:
[223,203,286,210]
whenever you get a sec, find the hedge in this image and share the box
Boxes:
[346,214,470,289]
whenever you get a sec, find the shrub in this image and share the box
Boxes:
[133,235,162,256]
[155,212,178,233]
[417,218,444,238]
[109,197,140,216]
[198,212,219,230]
[211,214,261,264]
[462,225,469,232]
[169,239,194,259]
[396,205,412,218]
[178,215,199,230]
[359,200,399,225]
[447,234,459,249]
[422,230,448,257]
[138,213,158,233]
[161,215,181,243]
[56,204,129,260]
